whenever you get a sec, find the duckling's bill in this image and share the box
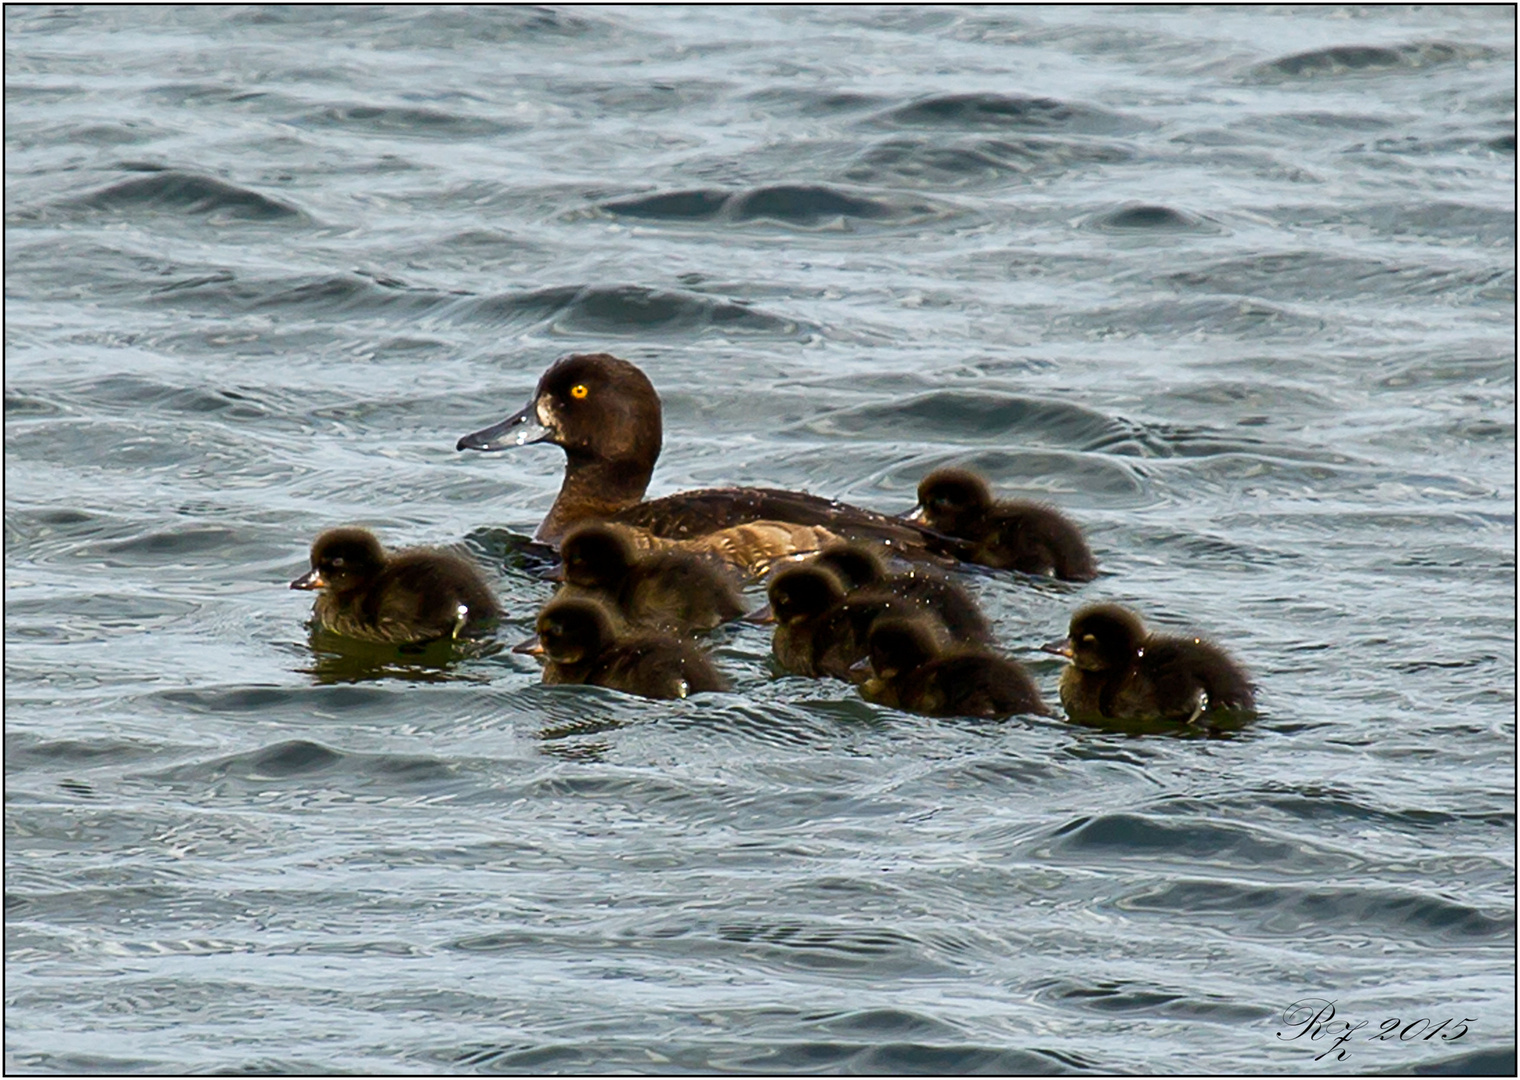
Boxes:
[290,568,325,590]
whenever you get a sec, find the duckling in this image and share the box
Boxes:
[535,596,729,699]
[858,616,1048,719]
[813,540,889,590]
[765,562,851,677]
[909,467,1096,581]
[1042,603,1255,724]
[556,522,746,635]
[290,527,501,644]
[813,541,994,649]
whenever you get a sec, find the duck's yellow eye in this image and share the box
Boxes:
[570,383,589,400]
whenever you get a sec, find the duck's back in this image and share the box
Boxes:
[611,487,969,565]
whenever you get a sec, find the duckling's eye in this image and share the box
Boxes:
[569,383,589,400]
[1081,633,1096,645]
[330,557,346,569]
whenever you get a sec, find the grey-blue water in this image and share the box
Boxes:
[5,5,1515,1074]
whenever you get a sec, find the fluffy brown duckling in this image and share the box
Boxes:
[535,596,729,699]
[857,616,1048,719]
[456,352,974,569]
[1042,603,1255,724]
[765,562,852,677]
[291,527,501,644]
[908,467,1096,581]
[813,541,994,649]
[766,548,996,681]
[556,522,746,635]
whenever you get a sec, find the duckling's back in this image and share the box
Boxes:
[1138,635,1255,719]
[595,633,731,699]
[903,651,1048,719]
[981,503,1097,581]
[364,549,500,642]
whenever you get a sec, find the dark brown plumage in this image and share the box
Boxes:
[1043,603,1255,724]
[765,544,996,681]
[290,527,500,644]
[858,616,1048,719]
[556,522,746,635]
[535,596,729,699]
[909,467,1096,581]
[765,562,851,677]
[812,541,994,652]
[457,353,975,568]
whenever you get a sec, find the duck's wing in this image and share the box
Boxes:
[609,487,972,564]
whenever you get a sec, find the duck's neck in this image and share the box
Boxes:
[537,453,653,544]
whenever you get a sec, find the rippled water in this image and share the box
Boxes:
[5,5,1515,1074]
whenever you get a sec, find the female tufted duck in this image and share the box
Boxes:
[457,353,973,568]
[291,527,500,644]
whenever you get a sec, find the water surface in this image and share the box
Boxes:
[5,5,1515,1074]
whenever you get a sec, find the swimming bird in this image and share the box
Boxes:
[535,595,729,699]
[456,353,972,569]
[765,552,993,681]
[908,467,1096,581]
[290,527,500,644]
[812,541,994,648]
[555,521,746,635]
[766,561,853,677]
[857,615,1048,719]
[1042,603,1255,724]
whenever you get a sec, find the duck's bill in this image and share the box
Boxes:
[741,603,775,625]
[902,505,927,523]
[511,635,546,657]
[1040,637,1074,658]
[290,568,325,590]
[457,401,551,452]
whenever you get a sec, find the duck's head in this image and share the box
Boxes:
[766,563,847,626]
[559,523,637,590]
[457,353,662,472]
[908,467,994,534]
[291,528,385,594]
[536,596,617,667]
[1043,603,1146,672]
[814,541,886,590]
[864,615,941,681]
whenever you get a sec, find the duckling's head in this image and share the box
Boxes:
[865,616,941,681]
[457,353,662,474]
[814,542,886,590]
[911,468,994,533]
[291,528,386,594]
[536,597,617,667]
[1050,604,1146,672]
[766,564,847,626]
[559,523,637,589]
